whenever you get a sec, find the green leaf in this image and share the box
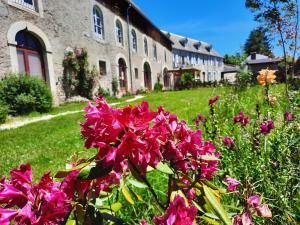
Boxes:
[77,162,113,180]
[201,216,222,225]
[156,162,174,174]
[203,185,232,225]
[66,220,76,225]
[127,178,148,189]
[122,186,135,205]
[200,155,220,161]
[111,202,122,212]
[55,162,90,178]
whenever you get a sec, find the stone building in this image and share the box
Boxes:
[163,32,224,86]
[246,53,281,76]
[0,0,173,104]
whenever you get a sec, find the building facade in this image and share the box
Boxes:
[0,0,173,104]
[164,32,224,85]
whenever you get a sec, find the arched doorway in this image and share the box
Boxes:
[144,62,152,90]
[163,68,170,88]
[15,30,45,80]
[118,58,127,92]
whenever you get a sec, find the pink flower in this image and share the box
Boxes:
[284,112,295,122]
[234,112,249,126]
[209,96,220,107]
[256,204,272,218]
[140,220,151,225]
[224,176,240,191]
[0,164,70,225]
[233,210,253,225]
[260,120,274,134]
[195,114,204,127]
[223,136,234,148]
[153,195,198,225]
[247,194,260,207]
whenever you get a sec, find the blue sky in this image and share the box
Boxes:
[132,0,269,56]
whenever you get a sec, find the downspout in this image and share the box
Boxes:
[126,3,134,93]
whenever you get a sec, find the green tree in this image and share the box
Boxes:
[244,27,273,57]
[223,53,246,66]
[245,0,299,94]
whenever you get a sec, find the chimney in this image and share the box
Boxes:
[251,52,257,60]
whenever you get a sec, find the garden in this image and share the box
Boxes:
[0,68,299,225]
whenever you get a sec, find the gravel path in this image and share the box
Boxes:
[0,95,144,131]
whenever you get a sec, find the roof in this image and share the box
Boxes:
[223,64,238,73]
[246,54,282,65]
[162,31,222,58]
[99,0,172,50]
[247,58,282,65]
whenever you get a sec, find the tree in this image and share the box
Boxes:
[223,53,246,66]
[245,0,299,95]
[244,27,273,57]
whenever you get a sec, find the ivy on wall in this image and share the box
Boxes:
[62,47,98,99]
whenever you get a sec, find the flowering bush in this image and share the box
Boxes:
[1,68,298,224]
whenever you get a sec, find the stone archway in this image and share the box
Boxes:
[143,62,152,90]
[7,21,57,105]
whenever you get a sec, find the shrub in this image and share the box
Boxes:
[111,77,119,96]
[180,72,194,89]
[97,86,110,98]
[235,69,253,89]
[0,104,9,124]
[0,75,52,115]
[154,82,163,92]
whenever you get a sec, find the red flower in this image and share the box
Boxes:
[209,96,220,107]
[234,112,249,126]
[223,136,234,148]
[260,120,274,135]
[153,195,198,225]
[0,164,70,225]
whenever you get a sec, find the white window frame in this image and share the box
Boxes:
[115,20,124,46]
[131,29,137,52]
[93,6,104,39]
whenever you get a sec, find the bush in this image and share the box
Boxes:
[235,70,253,89]
[0,75,52,115]
[97,86,110,98]
[111,77,119,96]
[180,72,194,89]
[154,82,163,92]
[0,104,9,124]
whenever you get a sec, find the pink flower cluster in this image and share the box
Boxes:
[224,176,240,191]
[81,97,220,179]
[234,112,249,126]
[260,119,274,134]
[223,136,234,148]
[284,111,295,122]
[0,164,70,225]
[142,195,198,225]
[234,194,272,225]
[209,96,220,107]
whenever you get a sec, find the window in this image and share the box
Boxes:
[93,6,104,38]
[131,29,137,52]
[15,30,45,80]
[116,20,123,45]
[144,38,148,56]
[13,0,36,11]
[164,50,167,63]
[153,43,157,61]
[134,68,139,79]
[99,60,106,76]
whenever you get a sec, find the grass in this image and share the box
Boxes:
[0,85,285,179]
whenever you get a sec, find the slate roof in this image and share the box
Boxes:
[223,64,238,73]
[246,54,282,65]
[162,31,222,58]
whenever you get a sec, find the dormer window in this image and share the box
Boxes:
[206,44,212,52]
[12,0,37,11]
[179,38,188,48]
[194,41,201,50]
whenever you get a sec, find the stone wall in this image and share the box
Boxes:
[0,0,172,104]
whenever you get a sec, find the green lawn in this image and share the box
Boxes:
[0,86,284,179]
